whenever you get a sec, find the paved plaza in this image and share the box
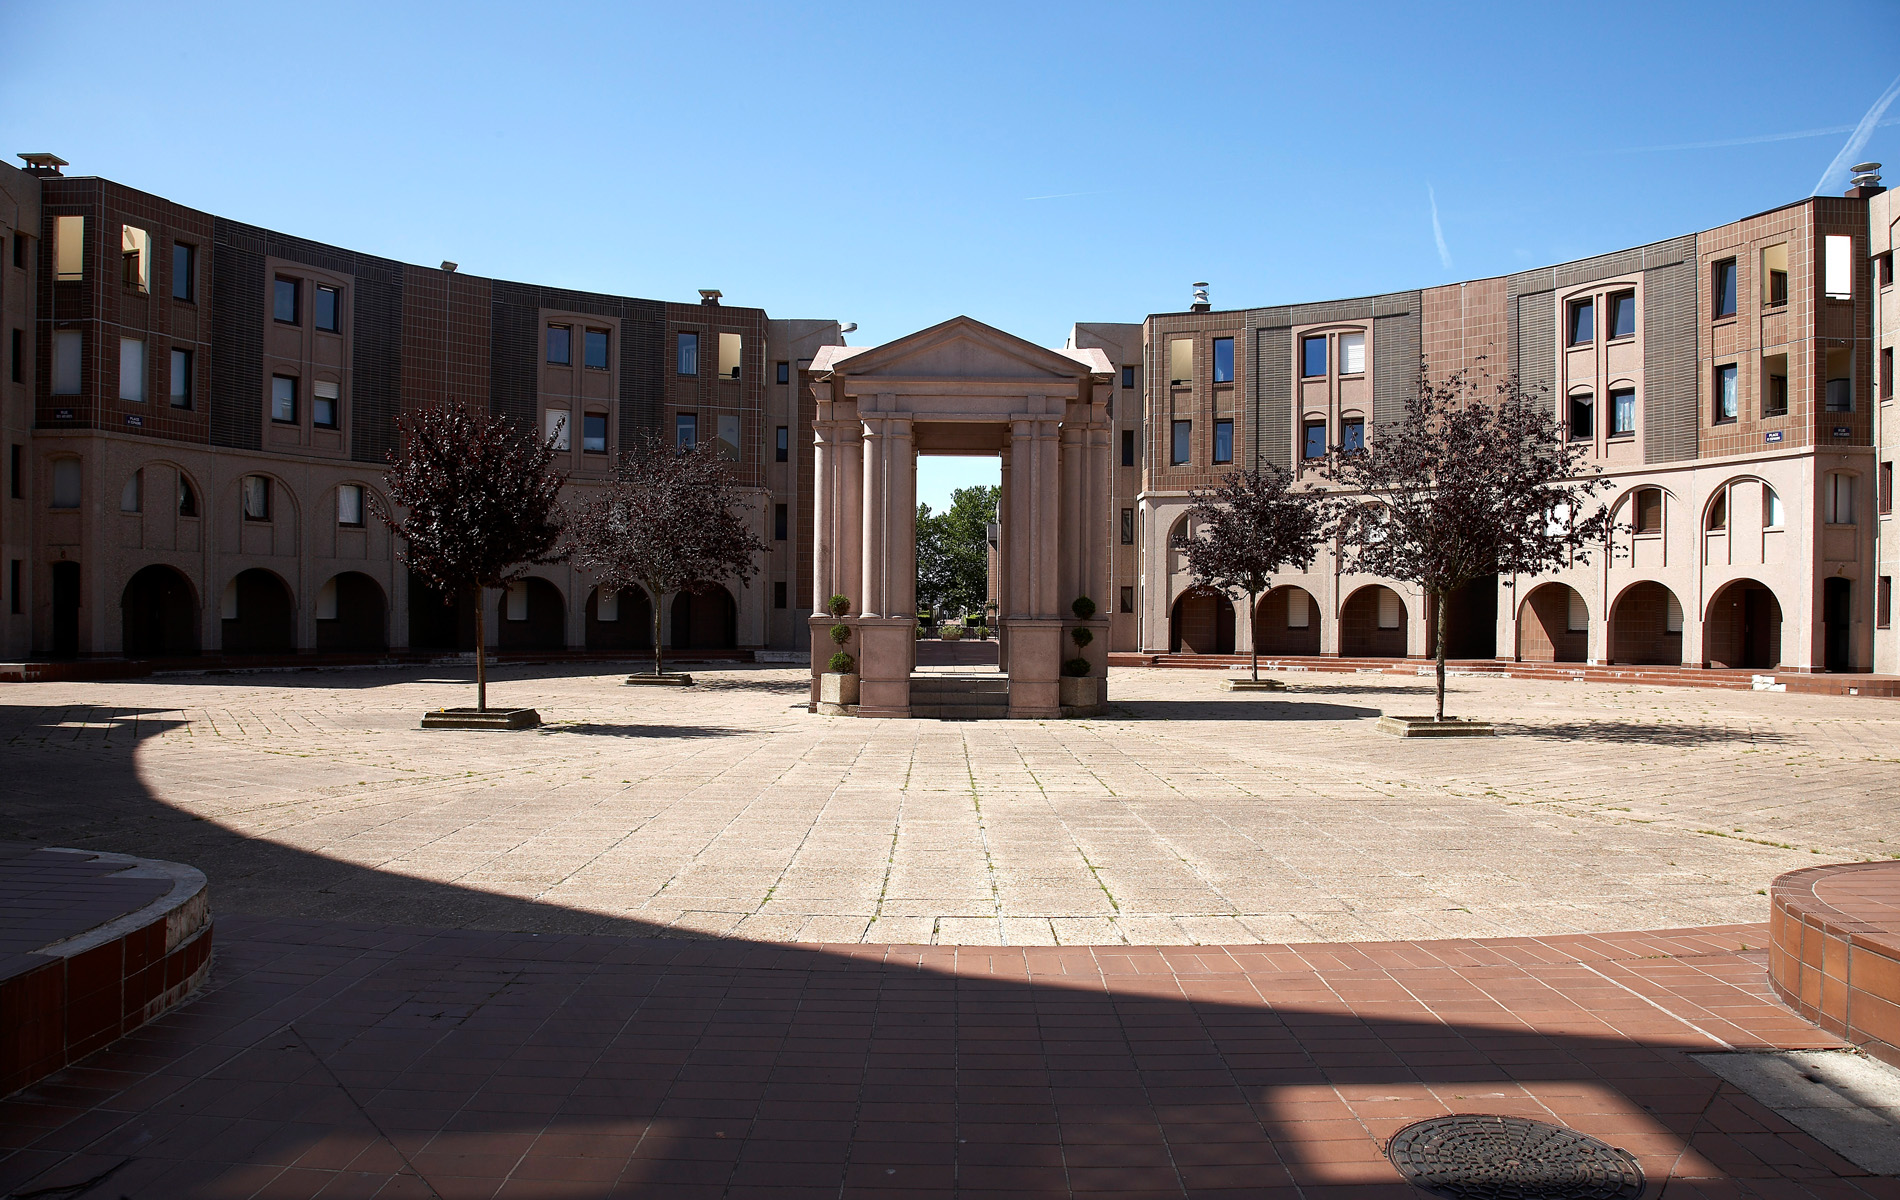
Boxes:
[4,664,1896,946]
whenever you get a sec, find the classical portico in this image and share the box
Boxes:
[807,317,1113,718]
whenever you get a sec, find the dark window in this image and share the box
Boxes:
[583,413,607,453]
[1768,269,1788,308]
[1634,488,1662,534]
[1881,461,1893,515]
[177,477,196,517]
[1883,347,1894,400]
[677,332,698,375]
[242,475,271,522]
[774,504,788,541]
[584,329,609,369]
[1765,371,1789,417]
[1120,585,1135,613]
[1569,392,1593,440]
[1213,418,1233,463]
[314,285,339,332]
[676,412,697,448]
[11,232,24,269]
[1212,337,1234,383]
[1881,577,1893,630]
[776,361,790,385]
[8,329,19,383]
[1827,370,1853,413]
[313,381,339,428]
[774,581,787,610]
[1121,508,1134,545]
[1121,365,1135,389]
[1714,364,1738,423]
[1713,259,1737,318]
[1341,417,1365,453]
[1303,420,1326,460]
[271,375,297,423]
[8,445,19,499]
[1301,336,1326,378]
[547,325,571,365]
[1567,299,1594,345]
[171,243,194,301]
[1113,428,1131,467]
[1610,387,1636,435]
[1707,491,1727,531]
[8,560,18,615]
[1608,291,1636,338]
[776,426,789,462]
[170,348,193,409]
[273,277,299,324]
[1170,420,1190,465]
[1878,253,1893,288]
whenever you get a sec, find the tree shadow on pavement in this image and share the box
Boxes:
[539,722,744,739]
[1507,720,1790,747]
[1110,699,1383,721]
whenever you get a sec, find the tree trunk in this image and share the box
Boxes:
[475,588,488,712]
[1248,587,1260,682]
[1433,588,1448,721]
[651,584,664,676]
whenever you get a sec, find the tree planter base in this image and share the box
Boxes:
[816,672,860,715]
[1377,715,1494,738]
[421,707,542,730]
[625,673,694,686]
[1224,678,1287,691]
[1059,676,1104,717]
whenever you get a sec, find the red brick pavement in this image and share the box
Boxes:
[0,918,1885,1199]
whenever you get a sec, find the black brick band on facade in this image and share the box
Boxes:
[1254,327,1292,471]
[1237,291,1417,472]
[487,282,666,452]
[1371,293,1420,432]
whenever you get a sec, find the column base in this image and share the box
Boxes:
[1003,617,1062,719]
[854,617,915,718]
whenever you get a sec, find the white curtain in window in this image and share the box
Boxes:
[1339,332,1365,375]
[1286,591,1309,628]
[506,581,529,621]
[53,331,82,395]
[242,475,270,521]
[1566,590,1588,632]
[1376,589,1403,630]
[316,579,338,620]
[1825,235,1853,299]
[337,485,363,526]
[120,470,141,513]
[1665,593,1684,633]
[119,338,145,402]
[1827,473,1856,524]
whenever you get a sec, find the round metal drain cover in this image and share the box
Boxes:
[1386,1115,1644,1200]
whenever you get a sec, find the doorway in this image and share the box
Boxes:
[51,561,79,658]
[1824,578,1852,672]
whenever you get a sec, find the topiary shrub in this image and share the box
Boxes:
[1069,627,1093,648]
[1071,596,1096,621]
[828,651,857,674]
[973,625,990,639]
[1063,657,1092,677]
[828,594,852,618]
[829,623,852,646]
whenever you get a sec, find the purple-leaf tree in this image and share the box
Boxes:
[378,404,569,712]
[1183,463,1330,683]
[569,432,768,678]
[1320,369,1615,721]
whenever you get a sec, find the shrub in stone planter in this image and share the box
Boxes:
[829,650,856,674]
[1063,657,1092,677]
[940,626,964,641]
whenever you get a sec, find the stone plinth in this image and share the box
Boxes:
[420,708,542,730]
[1376,715,1495,738]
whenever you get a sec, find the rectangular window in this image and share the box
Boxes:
[677,332,698,375]
[118,338,145,402]
[9,328,19,382]
[1568,392,1592,440]
[1213,418,1233,463]
[273,277,299,324]
[1121,428,1135,467]
[1170,419,1190,465]
[51,459,80,509]
[1608,291,1636,338]
[1635,488,1663,534]
[170,348,192,408]
[8,560,18,615]
[1341,417,1365,453]
[271,375,297,423]
[776,425,788,463]
[718,332,741,380]
[1883,347,1894,401]
[1826,348,1853,412]
[776,360,790,385]
[242,475,270,521]
[1119,585,1134,614]
[546,324,571,365]
[177,476,196,516]
[774,503,788,541]
[313,381,340,428]
[1302,420,1326,460]
[1765,487,1784,529]
[1714,364,1738,423]
[544,409,570,450]
[1610,387,1636,435]
[1567,298,1594,345]
[1339,331,1365,374]
[718,414,741,461]
[1121,365,1135,389]
[1377,590,1403,630]
[1825,235,1853,299]
[172,242,195,301]
[1169,339,1192,386]
[1713,259,1737,318]
[677,412,697,447]
[1880,577,1892,631]
[54,215,83,281]
[1881,461,1893,515]
[1763,354,1789,416]
[1879,252,1895,288]
[120,468,141,513]
[1301,335,1326,378]
[121,225,150,292]
[1121,507,1134,545]
[584,328,609,369]
[1762,243,1788,308]
[505,581,528,621]
[12,231,24,269]
[1567,591,1588,633]
[53,330,81,395]
[1287,591,1310,628]
[1212,337,1234,384]
[774,581,787,610]
[9,445,20,499]
[1826,472,1856,524]
[338,484,364,527]
[582,412,607,453]
[315,285,340,332]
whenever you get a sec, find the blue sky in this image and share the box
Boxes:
[6,1,1896,509]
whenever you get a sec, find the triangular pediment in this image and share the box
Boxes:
[820,316,1102,383]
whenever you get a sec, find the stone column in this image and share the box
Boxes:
[995,444,1011,671]
[1006,410,1063,718]
[855,405,913,717]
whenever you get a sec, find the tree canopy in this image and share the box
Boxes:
[916,484,997,619]
[1183,463,1329,681]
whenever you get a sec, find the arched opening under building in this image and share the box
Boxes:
[671,584,738,650]
[1340,585,1408,657]
[50,561,80,658]
[221,569,295,654]
[1428,575,1498,659]
[1516,582,1588,663]
[1169,585,1234,654]
[1704,578,1783,670]
[121,565,199,658]
[315,572,388,653]
[497,577,565,651]
[1253,585,1320,656]
[408,570,476,652]
[586,585,654,651]
[1608,580,1683,665]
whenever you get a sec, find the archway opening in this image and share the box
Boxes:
[222,569,295,654]
[1254,585,1320,656]
[122,565,199,658]
[1340,585,1408,657]
[1705,579,1783,670]
[316,572,387,653]
[408,570,476,652]
[672,584,737,650]
[1428,575,1498,659]
[586,586,654,651]
[1516,583,1587,663]
[497,578,565,651]
[1608,581,1683,666]
[1169,586,1234,654]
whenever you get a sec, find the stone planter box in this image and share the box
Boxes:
[817,672,859,716]
[421,707,542,730]
[940,628,964,641]
[1376,715,1494,738]
[625,673,694,686]
[1059,676,1100,715]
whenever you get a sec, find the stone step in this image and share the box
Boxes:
[910,704,1010,720]
[909,690,1009,705]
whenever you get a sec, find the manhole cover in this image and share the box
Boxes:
[1386,1115,1644,1200]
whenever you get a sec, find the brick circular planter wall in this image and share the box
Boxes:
[1767,860,1900,1068]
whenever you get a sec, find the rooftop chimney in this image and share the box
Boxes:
[1847,162,1885,199]
[440,261,458,273]
[18,152,67,177]
[1190,282,1210,313]
[698,289,722,306]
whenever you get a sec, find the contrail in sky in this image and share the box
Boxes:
[1812,74,1900,195]
[1623,119,1897,153]
[1428,185,1452,269]
[1024,189,1112,201]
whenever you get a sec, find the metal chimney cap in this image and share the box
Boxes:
[440,261,458,272]
[1851,162,1881,174]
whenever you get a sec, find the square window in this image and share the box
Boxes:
[242,475,271,521]
[776,425,788,463]
[546,325,571,365]
[1302,420,1326,460]
[544,409,570,450]
[1341,417,1365,453]
[172,243,195,301]
[1714,364,1738,423]
[1121,428,1135,467]
[1301,336,1326,378]
[774,503,788,541]
[274,277,299,324]
[271,375,297,423]
[1608,291,1636,338]
[1212,337,1234,383]
[1713,259,1737,318]
[1170,419,1190,465]
[1567,299,1594,345]
[170,348,193,408]
[338,484,364,527]
[1121,365,1135,389]
[583,413,607,453]
[677,331,698,375]
[584,328,609,369]
[1213,418,1233,463]
[774,581,787,609]
[313,380,340,428]
[315,285,340,332]
[1169,339,1192,385]
[718,414,741,461]
[677,412,697,448]
[1610,387,1635,435]
[1568,392,1593,440]
[776,361,790,385]
[119,338,145,402]
[1121,508,1134,545]
[1120,585,1134,613]
[1339,332,1365,374]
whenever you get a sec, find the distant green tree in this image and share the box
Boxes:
[916,484,998,619]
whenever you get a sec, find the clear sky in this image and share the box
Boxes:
[7,1,1896,509]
